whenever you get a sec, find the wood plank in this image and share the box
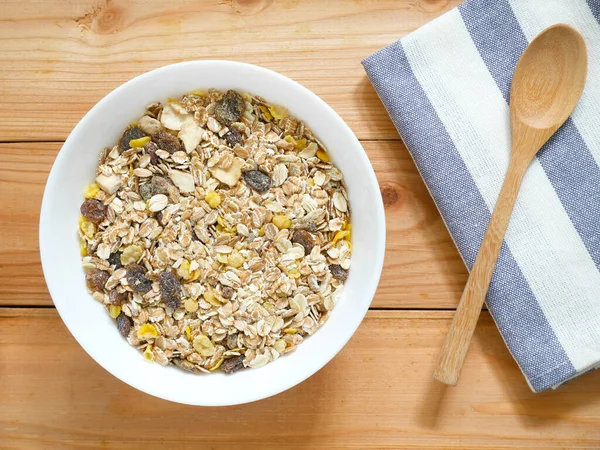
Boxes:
[0,141,467,308]
[0,308,598,448]
[0,0,462,142]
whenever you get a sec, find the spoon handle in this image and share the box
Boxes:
[433,157,530,386]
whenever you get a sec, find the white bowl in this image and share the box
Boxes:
[40,61,385,406]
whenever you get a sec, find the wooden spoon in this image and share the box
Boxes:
[433,24,588,386]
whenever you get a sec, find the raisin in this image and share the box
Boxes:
[145,102,163,119]
[152,129,182,154]
[213,90,245,125]
[86,269,109,292]
[291,230,315,254]
[126,264,153,293]
[119,127,146,151]
[226,333,239,350]
[139,176,171,201]
[109,289,128,305]
[295,221,317,232]
[329,264,349,281]
[242,170,272,193]
[173,358,203,374]
[116,312,132,338]
[80,199,106,224]
[145,141,160,165]
[139,183,153,201]
[221,285,234,300]
[221,355,245,374]
[224,128,244,147]
[108,251,122,269]
[159,271,182,310]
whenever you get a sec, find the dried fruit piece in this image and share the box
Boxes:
[258,104,272,121]
[291,230,314,254]
[121,245,143,265]
[316,149,330,162]
[109,289,128,305]
[221,355,245,374]
[119,127,146,151]
[332,230,351,245]
[272,214,291,230]
[173,358,203,374]
[143,345,155,362]
[129,136,151,148]
[86,269,109,292]
[116,312,132,338]
[204,190,222,209]
[139,175,171,201]
[221,286,234,300]
[224,128,244,147]
[138,323,158,340]
[80,240,88,256]
[176,261,201,281]
[126,264,153,293]
[152,129,182,154]
[160,103,193,131]
[192,334,216,356]
[242,170,272,193]
[203,289,221,307]
[80,199,106,224]
[213,90,245,124]
[95,173,122,195]
[329,264,349,281]
[78,215,95,238]
[145,141,160,165]
[178,117,203,153]
[226,333,238,349]
[159,271,182,309]
[108,305,121,319]
[138,115,163,135]
[108,252,122,269]
[83,183,100,199]
[210,158,243,187]
[145,102,163,119]
[269,104,287,120]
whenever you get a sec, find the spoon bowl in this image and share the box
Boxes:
[511,24,588,149]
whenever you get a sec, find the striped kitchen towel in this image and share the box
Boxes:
[363,0,600,392]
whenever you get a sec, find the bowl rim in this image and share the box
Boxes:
[39,60,386,405]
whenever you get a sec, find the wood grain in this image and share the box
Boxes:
[0,308,598,449]
[0,0,461,142]
[0,141,468,308]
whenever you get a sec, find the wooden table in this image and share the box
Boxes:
[1,1,599,448]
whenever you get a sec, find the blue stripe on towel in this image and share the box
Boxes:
[362,42,575,391]
[587,0,600,23]
[460,0,600,271]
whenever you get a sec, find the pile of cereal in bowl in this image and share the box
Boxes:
[78,89,352,374]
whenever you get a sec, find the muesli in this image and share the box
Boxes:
[79,89,352,374]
